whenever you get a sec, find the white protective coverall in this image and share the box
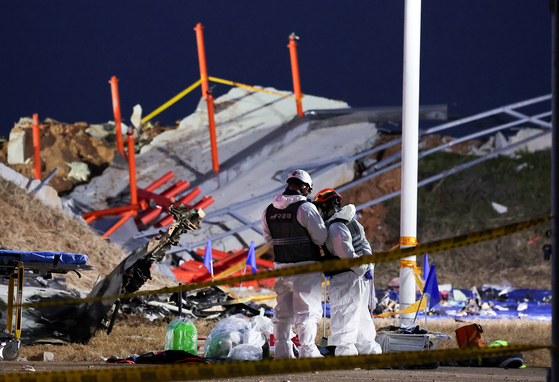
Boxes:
[325,204,382,356]
[262,193,327,359]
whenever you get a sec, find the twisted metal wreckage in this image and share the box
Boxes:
[13,206,207,346]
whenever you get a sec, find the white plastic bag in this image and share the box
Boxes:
[251,315,273,339]
[204,314,250,359]
[229,344,263,361]
[242,329,266,348]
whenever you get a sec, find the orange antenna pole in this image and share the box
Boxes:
[194,23,209,98]
[32,114,41,180]
[206,90,219,172]
[287,33,304,117]
[109,76,125,156]
[127,130,138,207]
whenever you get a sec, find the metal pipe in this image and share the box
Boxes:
[194,23,209,98]
[127,131,137,207]
[101,210,134,238]
[82,203,144,219]
[31,166,59,194]
[288,34,304,117]
[551,1,559,379]
[399,0,422,325]
[32,114,41,180]
[145,171,175,192]
[206,90,220,172]
[355,130,551,211]
[109,76,125,157]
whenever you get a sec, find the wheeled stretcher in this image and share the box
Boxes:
[0,250,93,360]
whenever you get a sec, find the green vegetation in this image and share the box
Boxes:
[377,149,552,289]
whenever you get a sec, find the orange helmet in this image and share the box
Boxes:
[313,188,342,204]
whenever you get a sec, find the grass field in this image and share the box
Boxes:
[18,315,551,368]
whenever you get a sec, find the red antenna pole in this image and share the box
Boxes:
[32,114,41,180]
[127,130,138,207]
[206,90,219,172]
[194,23,210,98]
[109,76,125,157]
[287,34,304,117]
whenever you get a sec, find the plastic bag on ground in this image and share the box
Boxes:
[204,314,251,359]
[229,344,263,361]
[251,315,273,339]
[242,329,266,348]
[165,317,197,355]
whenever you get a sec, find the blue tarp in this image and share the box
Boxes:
[0,250,88,265]
[387,288,552,321]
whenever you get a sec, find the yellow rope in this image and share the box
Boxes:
[141,79,202,123]
[209,76,295,99]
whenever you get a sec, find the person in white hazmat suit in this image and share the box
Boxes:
[313,188,382,356]
[262,170,327,359]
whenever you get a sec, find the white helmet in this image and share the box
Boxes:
[286,169,313,190]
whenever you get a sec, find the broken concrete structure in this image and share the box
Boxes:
[0,163,62,209]
[7,118,34,165]
[68,87,378,253]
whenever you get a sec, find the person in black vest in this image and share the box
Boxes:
[262,169,327,359]
[313,188,382,356]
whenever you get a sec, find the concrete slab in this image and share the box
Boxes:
[0,163,62,209]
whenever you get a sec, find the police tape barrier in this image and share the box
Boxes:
[208,76,296,99]
[141,79,202,124]
[0,344,551,382]
[9,215,551,311]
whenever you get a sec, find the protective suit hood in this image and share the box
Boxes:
[326,204,356,223]
[272,194,307,210]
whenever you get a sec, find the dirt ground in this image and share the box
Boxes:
[0,362,547,381]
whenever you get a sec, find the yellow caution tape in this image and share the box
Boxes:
[401,236,419,246]
[141,79,202,123]
[222,295,277,305]
[373,297,427,318]
[9,215,551,310]
[0,344,550,382]
[209,76,295,99]
[388,236,420,251]
[400,259,424,292]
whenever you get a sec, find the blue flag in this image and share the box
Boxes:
[423,253,430,281]
[423,264,440,309]
[203,238,213,277]
[246,241,257,274]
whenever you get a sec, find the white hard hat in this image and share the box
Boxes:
[286,169,313,189]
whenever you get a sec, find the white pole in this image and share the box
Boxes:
[399,0,422,325]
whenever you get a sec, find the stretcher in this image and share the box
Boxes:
[0,250,93,361]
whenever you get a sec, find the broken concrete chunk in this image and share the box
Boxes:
[131,105,142,130]
[85,125,109,140]
[491,202,508,214]
[28,352,54,362]
[494,132,509,150]
[67,162,90,182]
[516,163,528,172]
[7,130,33,165]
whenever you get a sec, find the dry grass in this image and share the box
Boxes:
[0,178,176,292]
[19,316,551,367]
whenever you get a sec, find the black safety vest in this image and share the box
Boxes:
[322,218,365,277]
[265,200,321,263]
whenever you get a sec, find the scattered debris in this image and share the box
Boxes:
[66,162,90,182]
[16,206,205,344]
[491,202,508,214]
[28,352,54,362]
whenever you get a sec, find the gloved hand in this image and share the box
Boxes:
[364,270,373,280]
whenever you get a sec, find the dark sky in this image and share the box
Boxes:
[0,2,551,137]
